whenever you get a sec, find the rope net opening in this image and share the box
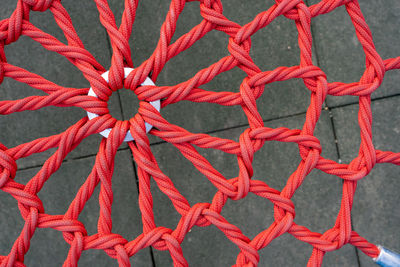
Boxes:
[0,0,399,266]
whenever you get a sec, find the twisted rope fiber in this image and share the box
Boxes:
[0,0,399,266]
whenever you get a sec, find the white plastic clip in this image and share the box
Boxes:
[87,67,160,142]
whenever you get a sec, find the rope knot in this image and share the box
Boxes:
[228,38,254,72]
[23,0,54,11]
[0,144,17,188]
[6,3,29,45]
[274,0,303,20]
[239,78,263,128]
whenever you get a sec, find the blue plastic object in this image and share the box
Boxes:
[374,245,400,267]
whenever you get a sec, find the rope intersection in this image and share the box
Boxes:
[0,0,399,266]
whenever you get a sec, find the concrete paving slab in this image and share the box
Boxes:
[0,1,126,169]
[309,0,400,107]
[143,111,359,266]
[110,1,312,135]
[1,1,398,266]
[331,96,400,266]
[0,150,152,266]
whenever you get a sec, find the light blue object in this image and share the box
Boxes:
[374,245,400,267]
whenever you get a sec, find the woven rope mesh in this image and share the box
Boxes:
[0,0,399,266]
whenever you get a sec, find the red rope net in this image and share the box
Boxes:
[0,0,399,266]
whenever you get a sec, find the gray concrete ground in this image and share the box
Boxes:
[0,0,399,266]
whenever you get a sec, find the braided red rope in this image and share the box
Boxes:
[0,0,399,266]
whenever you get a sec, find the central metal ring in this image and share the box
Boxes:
[87,67,160,142]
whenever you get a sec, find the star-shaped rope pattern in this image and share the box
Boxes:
[0,0,399,266]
